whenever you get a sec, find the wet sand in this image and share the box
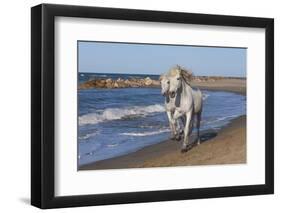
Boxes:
[79,79,246,170]
[192,78,246,95]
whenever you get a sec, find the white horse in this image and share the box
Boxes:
[160,74,183,140]
[166,66,203,152]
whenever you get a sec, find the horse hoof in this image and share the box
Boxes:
[175,135,181,141]
[181,148,188,153]
[197,141,201,145]
[181,144,188,153]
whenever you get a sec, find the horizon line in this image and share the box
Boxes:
[79,71,246,78]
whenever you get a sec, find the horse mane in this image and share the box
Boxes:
[179,66,193,84]
[166,67,180,77]
[170,65,193,84]
[165,65,193,85]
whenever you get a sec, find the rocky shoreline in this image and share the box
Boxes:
[79,77,159,89]
[79,76,245,89]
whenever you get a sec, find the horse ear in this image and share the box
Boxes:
[159,74,164,81]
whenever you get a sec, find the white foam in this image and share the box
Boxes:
[202,93,210,101]
[78,132,99,140]
[202,114,240,126]
[106,143,119,147]
[211,114,238,123]
[79,104,165,126]
[120,128,170,137]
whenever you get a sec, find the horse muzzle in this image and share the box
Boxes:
[169,91,176,98]
[162,91,168,96]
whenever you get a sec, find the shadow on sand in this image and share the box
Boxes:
[186,131,218,151]
[200,131,218,143]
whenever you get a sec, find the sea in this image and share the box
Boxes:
[78,73,246,167]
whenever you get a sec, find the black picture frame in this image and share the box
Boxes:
[31,3,274,209]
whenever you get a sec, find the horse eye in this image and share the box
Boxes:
[167,81,170,84]
[177,77,180,80]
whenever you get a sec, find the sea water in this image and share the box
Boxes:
[78,73,246,166]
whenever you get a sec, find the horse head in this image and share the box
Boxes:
[166,65,193,98]
[159,74,170,96]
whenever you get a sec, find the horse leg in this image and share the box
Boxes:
[196,111,202,145]
[167,111,176,140]
[181,111,192,153]
[171,110,183,141]
[179,115,186,136]
[175,119,182,141]
[188,113,194,136]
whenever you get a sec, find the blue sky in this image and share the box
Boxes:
[78,41,246,77]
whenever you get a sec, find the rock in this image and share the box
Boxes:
[95,79,106,88]
[113,82,119,88]
[79,76,161,89]
[151,79,160,86]
[105,78,112,83]
[124,79,130,85]
[144,77,152,86]
[105,83,113,88]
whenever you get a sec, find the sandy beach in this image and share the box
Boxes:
[192,78,246,94]
[79,79,246,170]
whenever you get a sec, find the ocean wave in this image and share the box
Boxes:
[79,132,99,140]
[107,143,119,147]
[120,128,170,137]
[202,114,240,125]
[79,104,165,125]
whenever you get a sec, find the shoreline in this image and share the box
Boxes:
[79,82,246,170]
[79,115,246,170]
